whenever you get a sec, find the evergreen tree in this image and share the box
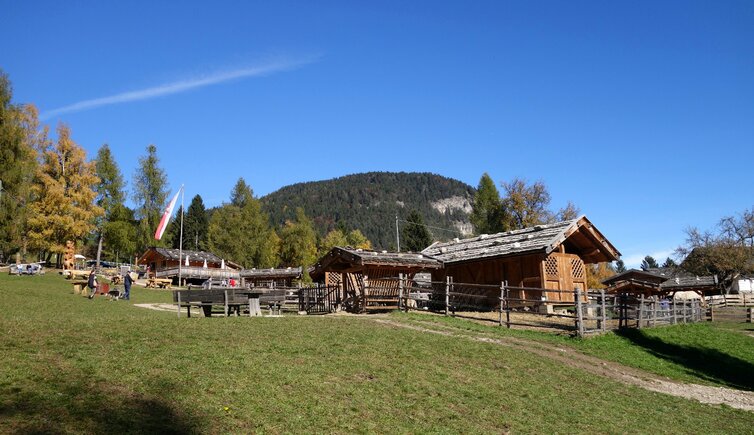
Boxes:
[501,178,553,229]
[401,210,432,252]
[94,144,127,265]
[166,206,184,249]
[133,144,168,252]
[640,255,659,271]
[208,179,278,268]
[184,195,209,250]
[661,257,677,268]
[230,178,253,207]
[27,124,103,266]
[0,71,42,262]
[470,173,504,235]
[614,259,626,273]
[279,208,317,269]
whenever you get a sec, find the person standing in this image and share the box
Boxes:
[87,269,98,299]
[123,272,133,301]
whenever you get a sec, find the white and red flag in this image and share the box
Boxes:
[154,186,183,240]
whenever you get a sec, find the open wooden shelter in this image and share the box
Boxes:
[240,267,302,288]
[138,247,241,285]
[601,269,667,297]
[310,247,442,312]
[421,216,621,306]
[603,268,719,298]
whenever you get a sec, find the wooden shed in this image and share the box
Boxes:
[601,269,667,297]
[240,267,302,289]
[421,216,620,305]
[310,247,442,312]
[138,247,241,285]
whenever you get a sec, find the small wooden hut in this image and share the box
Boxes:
[310,247,442,312]
[601,269,667,297]
[138,247,241,285]
[421,216,620,306]
[603,268,718,300]
[240,267,302,289]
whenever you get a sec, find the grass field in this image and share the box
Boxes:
[1,273,752,433]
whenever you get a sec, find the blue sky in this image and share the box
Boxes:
[3,1,753,267]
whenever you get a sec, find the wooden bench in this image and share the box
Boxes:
[72,280,89,295]
[172,289,262,318]
[259,289,288,316]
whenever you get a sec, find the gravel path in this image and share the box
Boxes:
[372,318,754,412]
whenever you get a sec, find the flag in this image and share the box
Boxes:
[154,186,183,240]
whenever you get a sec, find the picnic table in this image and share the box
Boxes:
[173,288,263,317]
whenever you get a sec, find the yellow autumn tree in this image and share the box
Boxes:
[27,124,103,265]
[586,262,616,289]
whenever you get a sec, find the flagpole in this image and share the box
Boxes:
[178,185,185,287]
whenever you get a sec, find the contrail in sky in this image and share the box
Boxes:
[41,56,317,120]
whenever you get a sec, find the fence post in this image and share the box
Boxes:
[684,300,689,324]
[505,280,511,329]
[398,273,404,311]
[445,276,450,316]
[748,308,753,323]
[652,297,657,327]
[575,287,585,337]
[177,292,181,318]
[638,294,644,328]
[224,290,229,317]
[499,282,504,326]
[599,289,606,332]
[671,299,677,325]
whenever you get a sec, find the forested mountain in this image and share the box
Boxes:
[260,172,475,250]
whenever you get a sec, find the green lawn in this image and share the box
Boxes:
[392,311,754,390]
[1,273,752,433]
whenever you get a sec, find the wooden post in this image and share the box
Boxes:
[398,273,404,311]
[499,282,504,327]
[505,281,511,329]
[445,276,450,316]
[224,290,229,317]
[638,294,644,328]
[684,300,689,324]
[652,297,657,327]
[177,292,181,318]
[599,289,607,332]
[671,299,677,325]
[574,287,585,337]
[748,308,753,323]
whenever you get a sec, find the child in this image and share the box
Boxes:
[87,269,98,299]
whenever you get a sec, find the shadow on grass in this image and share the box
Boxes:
[0,372,202,434]
[615,328,754,391]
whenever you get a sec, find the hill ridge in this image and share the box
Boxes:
[260,171,475,249]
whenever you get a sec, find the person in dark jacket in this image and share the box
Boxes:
[87,269,98,299]
[123,272,133,300]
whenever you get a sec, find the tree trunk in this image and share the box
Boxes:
[96,231,103,268]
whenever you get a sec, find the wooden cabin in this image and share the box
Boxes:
[138,247,241,285]
[240,267,302,289]
[421,216,620,307]
[310,247,442,313]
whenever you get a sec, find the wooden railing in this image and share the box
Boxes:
[155,266,240,280]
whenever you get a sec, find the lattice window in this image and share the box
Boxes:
[545,256,559,278]
[570,258,585,280]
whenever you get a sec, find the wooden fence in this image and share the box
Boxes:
[398,279,705,337]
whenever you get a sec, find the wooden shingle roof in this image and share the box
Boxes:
[139,247,242,269]
[311,246,442,280]
[239,267,302,279]
[422,216,620,264]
